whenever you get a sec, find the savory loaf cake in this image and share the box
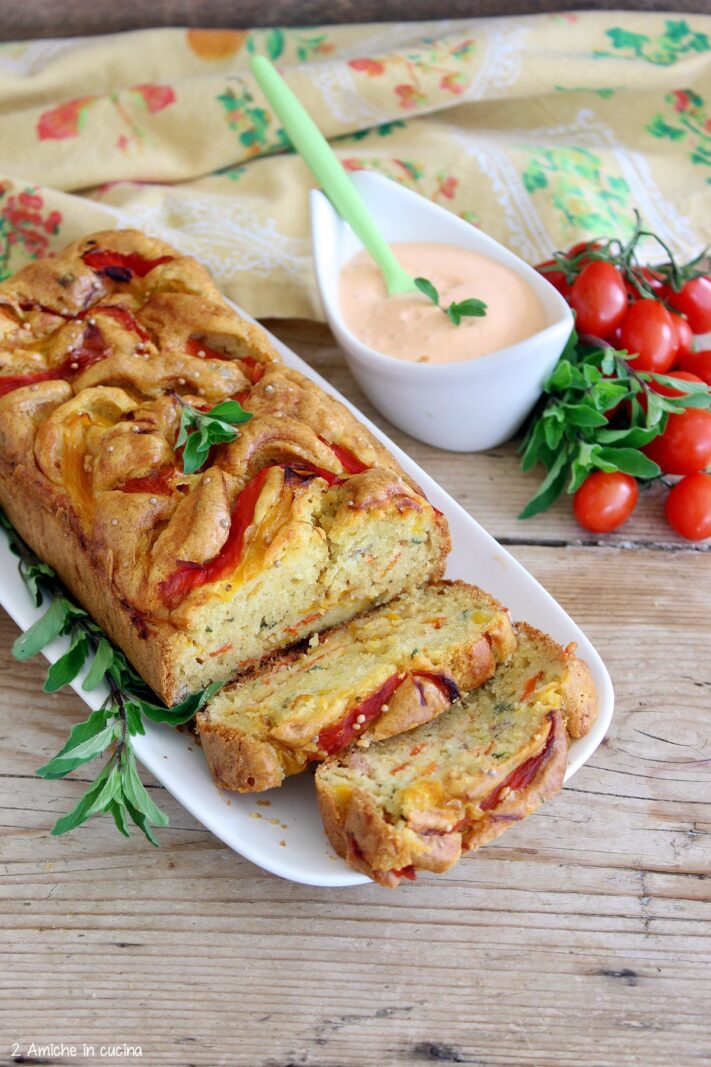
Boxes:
[197,581,517,792]
[315,624,597,886]
[0,229,449,704]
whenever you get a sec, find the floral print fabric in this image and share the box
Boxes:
[0,13,709,318]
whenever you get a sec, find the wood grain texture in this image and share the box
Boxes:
[1,322,710,1067]
[3,1,705,42]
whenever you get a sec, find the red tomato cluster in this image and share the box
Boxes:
[536,244,711,541]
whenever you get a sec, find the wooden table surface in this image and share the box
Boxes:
[1,321,709,1067]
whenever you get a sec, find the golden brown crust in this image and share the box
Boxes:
[0,229,450,703]
[0,448,178,703]
[198,723,287,793]
[317,782,464,887]
[560,650,597,738]
[513,622,598,740]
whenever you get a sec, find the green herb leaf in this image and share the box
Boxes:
[176,399,252,475]
[109,799,131,838]
[82,637,115,691]
[596,425,659,448]
[140,679,223,727]
[448,297,487,319]
[518,447,570,519]
[13,597,72,661]
[561,403,609,428]
[520,419,547,472]
[546,360,574,390]
[595,447,661,478]
[543,415,564,450]
[591,381,629,410]
[43,635,89,692]
[125,700,146,736]
[37,721,119,779]
[124,798,160,847]
[50,761,120,837]
[414,276,439,306]
[208,400,254,423]
[36,706,111,777]
[600,349,616,376]
[121,759,169,831]
[181,431,207,475]
[21,561,56,607]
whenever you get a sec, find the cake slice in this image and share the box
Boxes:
[315,624,597,886]
[197,581,517,792]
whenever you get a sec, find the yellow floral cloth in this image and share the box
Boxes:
[0,13,709,318]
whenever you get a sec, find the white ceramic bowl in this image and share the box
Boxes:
[311,171,574,452]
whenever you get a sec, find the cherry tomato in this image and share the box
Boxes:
[644,407,711,475]
[667,276,711,334]
[535,260,570,299]
[570,261,628,339]
[619,299,678,373]
[666,473,711,541]
[678,349,711,386]
[609,324,624,348]
[573,471,639,533]
[567,240,602,267]
[670,313,693,364]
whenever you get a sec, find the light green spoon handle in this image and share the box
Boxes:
[250,54,416,296]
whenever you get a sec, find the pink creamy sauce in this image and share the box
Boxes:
[339,242,547,364]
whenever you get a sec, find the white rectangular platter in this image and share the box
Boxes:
[0,307,614,887]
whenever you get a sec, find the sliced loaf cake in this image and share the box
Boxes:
[315,623,597,886]
[197,580,516,792]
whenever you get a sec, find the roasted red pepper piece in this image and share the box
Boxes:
[19,301,72,319]
[0,371,55,398]
[318,436,369,475]
[391,865,417,882]
[67,322,110,370]
[0,322,108,398]
[520,671,544,702]
[118,465,176,495]
[185,339,266,387]
[185,337,228,362]
[82,248,173,278]
[316,673,404,756]
[480,713,555,811]
[89,304,150,341]
[412,670,460,705]
[157,459,347,608]
[158,465,270,609]
[240,356,265,384]
[283,462,341,487]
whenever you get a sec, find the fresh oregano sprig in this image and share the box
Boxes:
[414,276,487,325]
[176,397,253,475]
[518,330,711,519]
[1,512,221,843]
